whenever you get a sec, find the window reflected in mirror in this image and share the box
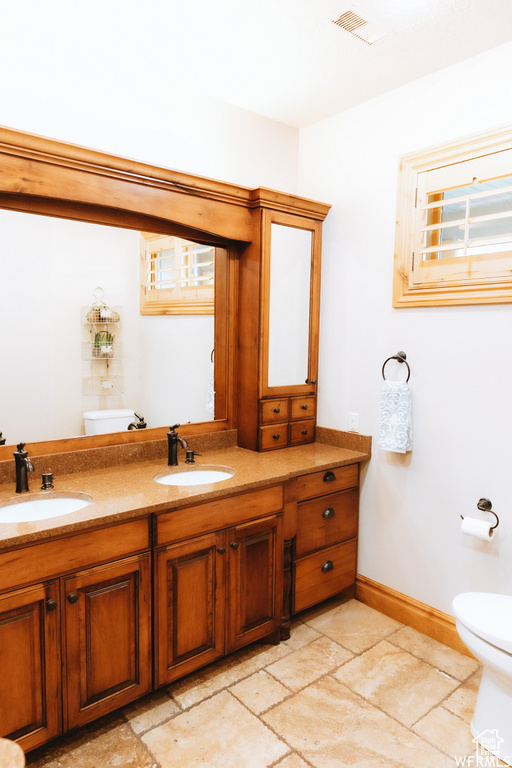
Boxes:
[140,233,216,314]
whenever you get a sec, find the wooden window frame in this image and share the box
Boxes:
[140,233,217,315]
[393,125,512,307]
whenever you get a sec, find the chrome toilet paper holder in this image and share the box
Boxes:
[460,498,499,531]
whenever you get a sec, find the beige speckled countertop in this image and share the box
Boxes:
[0,430,370,551]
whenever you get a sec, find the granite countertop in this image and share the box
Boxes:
[0,438,370,550]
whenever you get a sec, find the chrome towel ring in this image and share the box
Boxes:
[382,351,411,383]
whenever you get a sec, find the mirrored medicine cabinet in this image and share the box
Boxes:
[0,126,329,457]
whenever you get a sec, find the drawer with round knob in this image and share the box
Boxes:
[259,399,290,425]
[296,464,359,502]
[290,396,316,421]
[293,539,357,613]
[289,419,315,446]
[295,488,358,557]
[258,424,289,451]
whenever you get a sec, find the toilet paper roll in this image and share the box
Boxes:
[461,516,494,541]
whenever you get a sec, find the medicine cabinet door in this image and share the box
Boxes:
[261,210,321,398]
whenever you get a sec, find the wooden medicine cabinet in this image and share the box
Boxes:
[237,209,326,451]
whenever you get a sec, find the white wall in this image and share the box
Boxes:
[298,41,512,615]
[0,71,299,444]
[0,82,298,193]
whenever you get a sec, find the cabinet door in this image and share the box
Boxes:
[154,532,225,686]
[262,211,322,398]
[62,553,151,730]
[0,581,60,752]
[227,514,283,651]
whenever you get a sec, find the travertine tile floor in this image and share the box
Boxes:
[25,598,489,768]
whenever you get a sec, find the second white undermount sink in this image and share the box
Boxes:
[155,467,234,487]
[0,493,92,524]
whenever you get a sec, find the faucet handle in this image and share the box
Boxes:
[169,424,180,432]
[16,442,27,453]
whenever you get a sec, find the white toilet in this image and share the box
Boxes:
[453,592,512,765]
[83,409,136,435]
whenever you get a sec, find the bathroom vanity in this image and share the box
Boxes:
[0,436,369,753]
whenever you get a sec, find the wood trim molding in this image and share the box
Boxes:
[356,574,472,657]
[393,123,512,308]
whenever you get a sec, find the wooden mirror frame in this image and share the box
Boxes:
[0,126,250,458]
[0,126,331,459]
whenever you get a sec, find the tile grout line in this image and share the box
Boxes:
[223,688,317,768]
[323,671,461,764]
[25,600,480,767]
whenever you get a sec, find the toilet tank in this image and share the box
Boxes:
[83,409,135,435]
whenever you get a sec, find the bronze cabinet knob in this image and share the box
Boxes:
[322,508,335,519]
[230,541,239,550]
[67,592,79,604]
[217,546,226,555]
[321,560,334,573]
[46,598,58,611]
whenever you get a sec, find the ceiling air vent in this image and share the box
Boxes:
[332,10,387,45]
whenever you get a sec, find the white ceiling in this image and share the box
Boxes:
[2,0,512,128]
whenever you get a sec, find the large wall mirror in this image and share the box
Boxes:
[0,126,247,456]
[0,208,230,446]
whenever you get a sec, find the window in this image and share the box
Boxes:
[140,233,216,314]
[393,126,512,307]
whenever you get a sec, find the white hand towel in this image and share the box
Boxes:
[206,362,215,414]
[379,380,412,453]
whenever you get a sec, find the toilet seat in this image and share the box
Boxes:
[453,592,512,654]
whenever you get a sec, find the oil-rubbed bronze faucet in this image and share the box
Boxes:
[167,425,188,466]
[14,442,34,493]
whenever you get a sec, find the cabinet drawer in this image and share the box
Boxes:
[296,463,359,502]
[0,518,151,593]
[289,419,315,446]
[259,399,289,424]
[293,539,357,614]
[295,489,358,557]
[258,424,288,451]
[156,485,284,545]
[290,396,315,421]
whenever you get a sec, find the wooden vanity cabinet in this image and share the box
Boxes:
[0,518,152,750]
[0,581,61,752]
[154,487,284,686]
[227,513,283,651]
[258,395,316,451]
[154,532,226,685]
[61,552,152,730]
[292,464,359,613]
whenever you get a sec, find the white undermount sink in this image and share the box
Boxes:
[155,467,234,487]
[0,493,92,523]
